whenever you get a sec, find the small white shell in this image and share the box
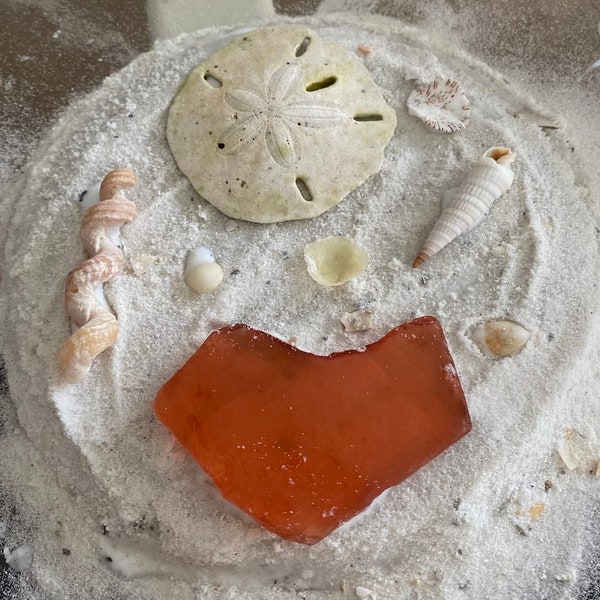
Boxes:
[304,236,368,287]
[341,310,373,332]
[407,78,471,132]
[413,147,516,267]
[472,319,530,358]
[557,439,579,471]
[130,254,156,276]
[556,429,600,473]
[184,247,224,294]
[224,219,240,232]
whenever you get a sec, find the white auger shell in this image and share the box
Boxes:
[413,147,515,268]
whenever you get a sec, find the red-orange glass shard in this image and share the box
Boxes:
[153,316,471,545]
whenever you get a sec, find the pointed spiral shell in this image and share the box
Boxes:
[57,168,137,383]
[413,147,515,268]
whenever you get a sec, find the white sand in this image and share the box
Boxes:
[1,12,600,600]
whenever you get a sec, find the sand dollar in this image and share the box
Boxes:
[167,26,397,223]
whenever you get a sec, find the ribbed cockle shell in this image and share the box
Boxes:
[413,147,515,268]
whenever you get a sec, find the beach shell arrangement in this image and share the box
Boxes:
[472,319,530,358]
[57,168,137,383]
[413,147,516,268]
[304,236,368,286]
[407,78,471,133]
[184,247,224,294]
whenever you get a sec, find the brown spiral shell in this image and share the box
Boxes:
[57,168,137,383]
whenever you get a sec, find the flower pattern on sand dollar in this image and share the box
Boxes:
[218,62,346,168]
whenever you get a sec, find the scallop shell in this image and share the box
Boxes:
[472,319,530,358]
[341,309,373,332]
[413,147,515,268]
[184,247,224,294]
[304,237,368,287]
[58,168,137,383]
[407,78,471,132]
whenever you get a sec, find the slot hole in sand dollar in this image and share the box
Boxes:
[306,76,337,92]
[353,114,383,122]
[203,72,222,88]
[295,36,311,57]
[296,178,313,201]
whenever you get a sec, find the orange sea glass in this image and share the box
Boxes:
[153,316,471,545]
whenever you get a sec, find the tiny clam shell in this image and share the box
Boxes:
[184,247,224,294]
[341,309,373,332]
[57,313,119,383]
[472,319,530,358]
[407,78,471,133]
[304,236,368,287]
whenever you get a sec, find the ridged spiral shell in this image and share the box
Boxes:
[58,168,137,383]
[413,147,515,268]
